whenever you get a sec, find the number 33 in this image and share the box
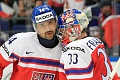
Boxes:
[68,53,78,64]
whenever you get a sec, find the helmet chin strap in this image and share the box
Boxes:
[32,23,37,32]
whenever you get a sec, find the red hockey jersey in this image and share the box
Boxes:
[102,15,120,48]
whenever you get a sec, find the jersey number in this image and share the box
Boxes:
[98,48,111,80]
[68,53,78,64]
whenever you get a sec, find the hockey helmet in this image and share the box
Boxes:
[57,9,89,46]
[31,4,57,31]
[31,4,57,24]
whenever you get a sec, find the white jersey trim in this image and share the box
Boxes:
[67,71,93,79]
[19,62,59,71]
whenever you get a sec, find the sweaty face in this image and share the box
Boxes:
[36,19,57,40]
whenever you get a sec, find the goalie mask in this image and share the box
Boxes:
[57,9,89,46]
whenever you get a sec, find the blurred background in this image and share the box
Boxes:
[0,0,120,79]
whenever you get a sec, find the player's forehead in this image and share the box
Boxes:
[37,18,55,25]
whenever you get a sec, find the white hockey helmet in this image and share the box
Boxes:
[57,9,89,46]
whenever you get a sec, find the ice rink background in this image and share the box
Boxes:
[1,57,120,80]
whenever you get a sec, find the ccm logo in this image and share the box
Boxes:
[2,44,10,56]
[35,12,54,23]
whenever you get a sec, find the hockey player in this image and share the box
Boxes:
[57,9,120,80]
[0,4,62,80]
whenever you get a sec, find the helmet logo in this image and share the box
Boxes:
[39,7,50,13]
[66,18,74,23]
[61,10,75,26]
[35,12,54,23]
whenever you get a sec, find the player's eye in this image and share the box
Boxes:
[40,24,45,27]
[48,19,55,24]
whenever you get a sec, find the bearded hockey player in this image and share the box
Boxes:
[57,9,120,80]
[0,4,62,80]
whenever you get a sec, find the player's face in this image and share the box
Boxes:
[36,19,57,40]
